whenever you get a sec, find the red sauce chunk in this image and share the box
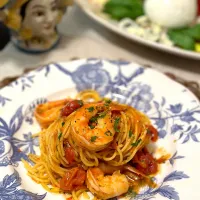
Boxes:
[133,148,158,175]
[65,147,75,164]
[61,100,83,117]
[111,110,121,119]
[147,125,158,142]
[60,167,86,191]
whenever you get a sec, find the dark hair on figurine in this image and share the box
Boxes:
[20,0,31,20]
[0,22,11,50]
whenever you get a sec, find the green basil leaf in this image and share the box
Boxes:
[103,0,144,20]
[168,30,195,50]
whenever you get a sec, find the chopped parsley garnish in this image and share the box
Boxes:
[147,129,151,134]
[61,122,65,127]
[126,187,137,197]
[89,112,107,123]
[58,132,62,140]
[129,130,133,138]
[89,116,98,123]
[89,125,95,129]
[114,117,120,133]
[87,107,95,112]
[90,136,98,142]
[105,131,112,136]
[131,139,142,147]
[105,99,112,104]
[78,100,83,106]
[104,99,112,106]
[98,112,107,118]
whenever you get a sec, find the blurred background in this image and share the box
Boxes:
[0,0,200,84]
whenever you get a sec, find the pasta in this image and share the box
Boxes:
[23,90,159,199]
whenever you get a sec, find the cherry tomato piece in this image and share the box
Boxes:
[60,167,86,191]
[61,100,83,117]
[133,148,158,175]
[147,125,158,142]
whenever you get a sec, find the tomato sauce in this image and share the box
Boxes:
[132,148,158,176]
[65,147,75,164]
[147,125,158,142]
[60,167,86,191]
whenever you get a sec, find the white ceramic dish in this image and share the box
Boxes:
[0,59,200,199]
[75,0,200,60]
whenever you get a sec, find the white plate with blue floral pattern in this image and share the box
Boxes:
[0,58,200,200]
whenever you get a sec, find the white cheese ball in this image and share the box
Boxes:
[144,0,197,28]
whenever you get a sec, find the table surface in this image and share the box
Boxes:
[0,5,200,83]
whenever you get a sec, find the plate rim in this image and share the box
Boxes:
[1,58,199,104]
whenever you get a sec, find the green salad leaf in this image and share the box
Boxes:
[103,0,144,20]
[167,24,200,51]
[185,24,200,40]
[168,30,195,50]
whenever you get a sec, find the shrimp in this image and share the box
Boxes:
[71,103,115,151]
[86,168,129,199]
[98,162,123,174]
[35,99,69,128]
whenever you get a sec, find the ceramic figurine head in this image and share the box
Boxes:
[1,0,73,53]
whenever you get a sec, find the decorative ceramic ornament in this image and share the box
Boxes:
[0,0,73,53]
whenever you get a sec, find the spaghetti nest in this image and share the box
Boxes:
[23,90,159,200]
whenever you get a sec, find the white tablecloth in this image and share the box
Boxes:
[0,5,200,83]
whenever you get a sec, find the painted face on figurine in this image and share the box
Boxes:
[2,0,72,52]
[21,0,59,37]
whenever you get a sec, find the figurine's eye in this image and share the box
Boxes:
[51,5,57,11]
[34,10,45,17]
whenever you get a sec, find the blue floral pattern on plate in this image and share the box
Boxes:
[134,171,189,200]
[0,59,199,199]
[0,95,11,107]
[0,170,46,200]
[9,75,35,91]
